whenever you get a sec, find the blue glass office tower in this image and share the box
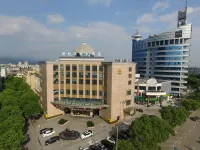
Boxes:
[132,7,192,96]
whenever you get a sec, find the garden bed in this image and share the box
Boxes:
[87,121,94,128]
[58,118,68,126]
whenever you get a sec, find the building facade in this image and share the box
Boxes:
[132,7,192,96]
[39,42,136,122]
[188,67,200,75]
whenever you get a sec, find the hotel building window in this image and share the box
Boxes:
[72,72,77,78]
[72,90,77,95]
[60,89,64,94]
[66,79,70,84]
[60,65,64,71]
[72,79,77,84]
[85,72,90,78]
[54,79,59,84]
[128,74,132,78]
[165,40,168,45]
[66,65,70,71]
[99,80,103,85]
[86,80,90,84]
[99,73,103,78]
[86,65,90,71]
[92,72,97,78]
[170,39,174,44]
[79,90,83,95]
[66,72,70,78]
[54,89,59,95]
[72,65,77,71]
[129,67,132,72]
[126,89,131,95]
[66,89,70,94]
[92,66,97,71]
[99,66,103,71]
[53,65,58,71]
[160,40,164,45]
[180,39,183,44]
[175,39,179,44]
[152,42,155,47]
[148,42,151,47]
[85,90,90,95]
[126,100,131,106]
[79,72,83,78]
[128,80,132,85]
[60,79,64,84]
[156,41,159,46]
[92,90,97,96]
[79,79,83,84]
[79,65,84,71]
[99,91,103,96]
[60,72,64,78]
[92,80,97,85]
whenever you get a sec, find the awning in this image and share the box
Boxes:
[123,106,134,114]
[51,101,109,109]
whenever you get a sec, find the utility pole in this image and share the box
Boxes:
[116,125,118,150]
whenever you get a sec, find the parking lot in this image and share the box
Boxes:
[25,115,112,150]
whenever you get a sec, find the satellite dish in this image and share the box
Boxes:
[62,52,66,56]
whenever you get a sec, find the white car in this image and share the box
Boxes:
[79,147,90,150]
[80,130,93,140]
[106,136,115,144]
[42,130,55,137]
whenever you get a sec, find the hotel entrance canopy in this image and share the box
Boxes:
[51,99,109,109]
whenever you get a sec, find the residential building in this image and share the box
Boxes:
[132,7,192,96]
[188,67,200,75]
[1,67,7,78]
[23,70,36,90]
[39,42,136,122]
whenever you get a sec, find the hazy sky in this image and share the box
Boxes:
[0,0,199,66]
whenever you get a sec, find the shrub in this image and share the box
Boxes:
[58,118,68,125]
[87,121,94,127]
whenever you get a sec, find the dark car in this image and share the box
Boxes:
[118,132,130,140]
[190,116,200,121]
[45,136,60,145]
[101,139,114,150]
[40,128,53,134]
[89,144,102,150]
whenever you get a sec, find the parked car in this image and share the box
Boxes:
[40,128,53,134]
[42,130,55,137]
[101,139,114,149]
[190,116,200,121]
[81,130,93,140]
[106,136,115,144]
[89,144,103,150]
[118,132,130,140]
[45,136,60,145]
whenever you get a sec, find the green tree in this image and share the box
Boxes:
[181,99,200,111]
[160,106,189,127]
[116,140,136,150]
[186,74,200,91]
[130,115,172,150]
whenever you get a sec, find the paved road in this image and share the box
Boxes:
[160,110,200,150]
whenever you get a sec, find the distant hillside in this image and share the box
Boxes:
[0,57,42,64]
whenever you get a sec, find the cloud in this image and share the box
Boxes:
[88,0,113,6]
[115,11,131,16]
[136,13,157,24]
[152,1,169,11]
[0,15,131,60]
[47,13,65,24]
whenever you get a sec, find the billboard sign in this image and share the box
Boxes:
[177,7,187,27]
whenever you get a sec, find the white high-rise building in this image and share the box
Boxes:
[132,7,192,97]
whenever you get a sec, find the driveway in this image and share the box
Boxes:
[159,110,200,150]
[25,115,111,150]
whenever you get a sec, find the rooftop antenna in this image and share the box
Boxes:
[136,29,139,35]
[185,0,187,8]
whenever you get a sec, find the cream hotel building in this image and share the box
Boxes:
[40,42,136,122]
